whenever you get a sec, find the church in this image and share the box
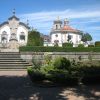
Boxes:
[0,10,29,49]
[48,17,83,47]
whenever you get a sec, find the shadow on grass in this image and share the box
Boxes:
[0,75,100,100]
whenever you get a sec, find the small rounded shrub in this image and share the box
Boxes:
[53,57,71,70]
[62,43,73,47]
[78,44,84,47]
[27,67,45,82]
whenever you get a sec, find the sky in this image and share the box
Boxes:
[0,0,100,41]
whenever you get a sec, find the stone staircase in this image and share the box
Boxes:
[0,52,31,70]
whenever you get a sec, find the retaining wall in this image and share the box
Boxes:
[20,52,100,62]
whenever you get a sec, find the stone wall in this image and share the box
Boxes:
[20,52,100,63]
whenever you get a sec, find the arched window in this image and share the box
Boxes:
[1,31,8,44]
[56,25,58,29]
[20,32,25,41]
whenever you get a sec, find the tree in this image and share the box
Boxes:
[27,30,43,46]
[81,33,92,43]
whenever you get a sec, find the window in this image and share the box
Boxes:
[56,25,58,29]
[55,34,58,37]
[1,31,8,43]
[20,32,25,41]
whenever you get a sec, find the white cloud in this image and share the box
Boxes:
[20,9,100,21]
[19,9,100,41]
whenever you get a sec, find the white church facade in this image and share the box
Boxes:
[0,10,29,49]
[44,18,83,47]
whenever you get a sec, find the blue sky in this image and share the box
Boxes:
[0,0,100,41]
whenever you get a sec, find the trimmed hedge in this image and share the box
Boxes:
[19,46,100,52]
[88,45,94,47]
[95,41,100,47]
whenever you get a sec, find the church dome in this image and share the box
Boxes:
[62,18,77,32]
[54,16,62,24]
[62,25,77,32]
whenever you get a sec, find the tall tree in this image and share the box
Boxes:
[81,33,92,43]
[27,30,43,46]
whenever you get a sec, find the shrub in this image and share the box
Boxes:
[62,43,73,47]
[53,57,71,70]
[78,44,84,47]
[79,61,100,84]
[44,55,52,65]
[27,67,45,82]
[95,41,100,47]
[32,58,42,69]
[88,45,94,47]
[47,70,78,85]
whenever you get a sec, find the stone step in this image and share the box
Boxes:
[0,67,27,69]
[0,52,31,70]
[0,52,20,54]
[0,62,29,64]
[0,63,31,66]
[0,69,26,71]
[0,55,20,58]
[0,60,26,62]
[0,57,22,60]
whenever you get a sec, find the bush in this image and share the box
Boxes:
[88,45,94,47]
[78,44,84,47]
[28,56,100,85]
[62,43,73,47]
[47,70,78,85]
[27,67,45,82]
[20,46,100,52]
[95,41,100,47]
[32,58,42,69]
[79,61,100,84]
[53,57,71,70]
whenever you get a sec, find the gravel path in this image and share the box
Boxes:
[0,71,100,100]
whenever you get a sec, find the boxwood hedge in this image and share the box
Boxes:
[19,46,100,52]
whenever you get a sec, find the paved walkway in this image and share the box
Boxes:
[0,71,100,100]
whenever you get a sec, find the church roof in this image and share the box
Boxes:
[8,15,19,21]
[0,21,9,27]
[62,25,78,32]
[19,22,30,29]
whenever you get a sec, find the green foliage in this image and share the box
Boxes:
[32,58,42,69]
[54,43,59,47]
[62,42,73,47]
[78,44,84,47]
[27,67,45,81]
[81,33,92,43]
[28,56,100,85]
[40,64,55,74]
[53,57,71,70]
[95,41,100,47]
[27,30,43,46]
[19,46,100,52]
[78,61,100,84]
[88,45,94,47]
[44,55,52,65]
